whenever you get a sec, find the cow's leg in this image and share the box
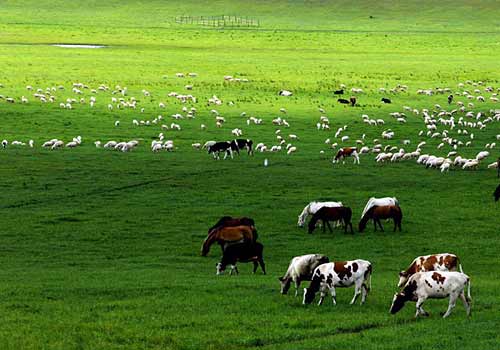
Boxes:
[415,297,428,317]
[442,293,458,318]
[229,265,238,275]
[318,285,327,305]
[361,283,369,304]
[459,292,471,317]
[252,261,258,273]
[329,286,337,305]
[294,279,301,297]
[350,281,362,305]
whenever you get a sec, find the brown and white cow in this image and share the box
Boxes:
[333,147,360,164]
[398,253,462,288]
[303,260,372,306]
[390,271,471,318]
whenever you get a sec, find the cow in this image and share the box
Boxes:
[333,147,360,164]
[207,141,233,160]
[279,254,330,296]
[216,241,266,275]
[233,138,254,156]
[390,271,471,318]
[279,90,293,96]
[333,89,344,95]
[303,260,372,306]
[350,96,357,106]
[398,253,463,288]
[381,97,391,104]
[337,98,350,104]
[448,94,453,104]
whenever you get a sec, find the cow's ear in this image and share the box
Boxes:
[399,271,406,277]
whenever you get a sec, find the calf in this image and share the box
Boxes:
[216,242,266,275]
[381,97,392,104]
[334,147,360,164]
[390,271,471,318]
[207,141,233,160]
[279,254,330,296]
[398,253,462,288]
[333,89,344,95]
[303,260,372,306]
[337,98,350,104]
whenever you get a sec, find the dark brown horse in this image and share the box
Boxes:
[207,216,256,236]
[358,205,402,232]
[308,206,354,234]
[201,225,256,256]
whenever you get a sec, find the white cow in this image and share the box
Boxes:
[390,271,471,318]
[279,254,330,296]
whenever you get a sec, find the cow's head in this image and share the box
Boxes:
[216,263,225,275]
[278,277,291,295]
[390,292,407,314]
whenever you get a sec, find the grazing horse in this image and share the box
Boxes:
[494,184,500,202]
[208,216,256,235]
[201,225,256,256]
[308,206,354,234]
[333,147,360,164]
[297,201,343,227]
[360,197,399,218]
[358,205,402,232]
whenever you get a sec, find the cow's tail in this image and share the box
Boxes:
[459,263,463,273]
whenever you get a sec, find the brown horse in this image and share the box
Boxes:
[308,206,354,234]
[358,205,402,232]
[207,216,256,236]
[201,225,256,256]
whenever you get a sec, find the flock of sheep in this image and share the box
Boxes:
[1,77,499,172]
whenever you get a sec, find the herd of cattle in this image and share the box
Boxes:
[202,198,472,319]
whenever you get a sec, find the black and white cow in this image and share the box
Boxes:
[303,260,372,306]
[390,271,471,318]
[233,138,254,156]
[279,254,330,296]
[216,241,266,275]
[207,141,233,160]
[381,97,392,104]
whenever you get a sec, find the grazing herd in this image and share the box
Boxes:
[202,196,472,319]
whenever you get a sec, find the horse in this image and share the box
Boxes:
[208,216,256,235]
[333,147,360,164]
[297,201,343,227]
[201,225,256,257]
[308,206,354,234]
[358,205,402,232]
[360,197,399,218]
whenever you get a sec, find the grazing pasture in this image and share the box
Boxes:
[0,1,499,349]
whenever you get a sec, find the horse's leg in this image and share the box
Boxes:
[253,261,258,273]
[326,220,333,233]
[259,258,266,274]
[322,219,326,233]
[379,219,384,232]
[373,219,377,232]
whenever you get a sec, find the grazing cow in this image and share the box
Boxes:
[337,98,350,104]
[233,138,254,155]
[333,147,360,164]
[349,96,357,106]
[207,141,233,160]
[333,89,344,95]
[303,260,372,306]
[381,97,391,104]
[279,254,330,296]
[279,90,293,96]
[398,253,463,288]
[308,206,354,234]
[390,271,471,318]
[216,242,266,275]
[448,94,453,104]
[494,184,500,202]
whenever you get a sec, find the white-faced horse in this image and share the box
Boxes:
[360,197,399,219]
[297,201,343,227]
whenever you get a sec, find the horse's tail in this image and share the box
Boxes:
[466,277,472,301]
[459,262,464,273]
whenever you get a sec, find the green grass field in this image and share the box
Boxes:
[0,1,499,349]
